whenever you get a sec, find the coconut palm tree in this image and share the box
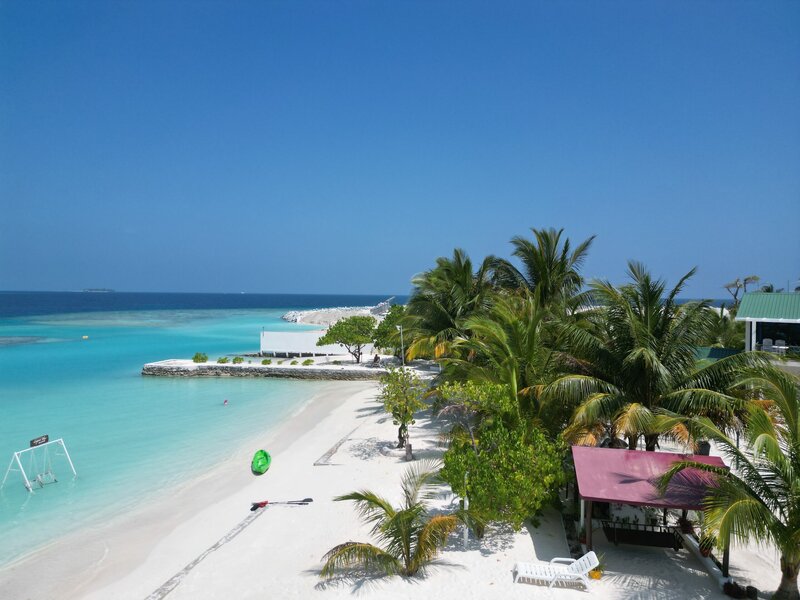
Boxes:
[320,461,465,578]
[443,291,567,428]
[659,368,800,600]
[545,261,767,450]
[403,248,497,360]
[493,227,595,314]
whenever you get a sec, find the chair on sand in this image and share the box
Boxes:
[513,551,599,590]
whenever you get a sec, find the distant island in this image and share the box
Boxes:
[82,288,115,293]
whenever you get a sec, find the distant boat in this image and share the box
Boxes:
[82,288,115,293]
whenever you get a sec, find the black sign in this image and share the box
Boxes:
[30,435,49,448]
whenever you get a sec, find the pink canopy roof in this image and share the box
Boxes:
[572,446,727,510]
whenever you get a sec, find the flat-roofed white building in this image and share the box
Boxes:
[259,330,373,358]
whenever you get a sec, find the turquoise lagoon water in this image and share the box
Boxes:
[0,305,334,565]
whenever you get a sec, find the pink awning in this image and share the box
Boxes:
[572,446,727,510]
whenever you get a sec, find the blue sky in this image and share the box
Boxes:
[2,1,798,297]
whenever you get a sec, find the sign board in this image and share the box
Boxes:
[30,435,49,448]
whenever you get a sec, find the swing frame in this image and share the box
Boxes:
[2,438,77,493]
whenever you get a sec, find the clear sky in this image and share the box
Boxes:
[2,1,798,297]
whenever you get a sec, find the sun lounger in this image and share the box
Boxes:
[513,551,599,590]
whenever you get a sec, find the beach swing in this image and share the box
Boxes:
[1,436,77,493]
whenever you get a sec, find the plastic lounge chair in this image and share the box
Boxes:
[513,551,599,590]
[762,338,774,352]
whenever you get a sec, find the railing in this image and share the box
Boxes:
[601,520,683,551]
[755,343,800,358]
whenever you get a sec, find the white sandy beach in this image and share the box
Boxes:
[1,377,782,600]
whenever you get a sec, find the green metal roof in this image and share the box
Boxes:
[736,293,800,323]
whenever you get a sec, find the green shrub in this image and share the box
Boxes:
[262,359,272,365]
[232,356,244,364]
[302,358,314,366]
[277,360,284,365]
[217,357,229,364]
[290,360,298,365]
[192,353,208,363]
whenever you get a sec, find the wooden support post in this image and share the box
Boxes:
[663,508,667,526]
[585,500,593,550]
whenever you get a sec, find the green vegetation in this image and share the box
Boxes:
[322,225,799,594]
[437,381,564,529]
[379,367,426,449]
[659,368,800,599]
[372,304,406,356]
[261,358,272,365]
[217,357,229,364]
[321,461,471,579]
[317,315,377,363]
[192,352,208,363]
[290,359,298,365]
[232,356,244,364]
[302,358,314,366]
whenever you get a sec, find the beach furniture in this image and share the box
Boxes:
[775,339,787,354]
[512,551,599,589]
[761,338,774,352]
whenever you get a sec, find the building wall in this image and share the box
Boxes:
[259,330,374,357]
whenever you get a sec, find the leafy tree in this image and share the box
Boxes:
[379,366,426,448]
[436,381,565,529]
[724,275,760,308]
[317,315,376,363]
[404,248,497,360]
[760,283,785,293]
[372,304,406,355]
[546,262,767,450]
[658,368,800,600]
[441,419,565,529]
[320,461,468,578]
[493,227,595,314]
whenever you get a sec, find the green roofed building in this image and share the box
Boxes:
[735,292,800,354]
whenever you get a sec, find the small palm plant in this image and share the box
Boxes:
[320,461,467,578]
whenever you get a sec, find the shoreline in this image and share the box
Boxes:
[0,380,377,600]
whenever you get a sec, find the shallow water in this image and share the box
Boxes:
[0,300,364,565]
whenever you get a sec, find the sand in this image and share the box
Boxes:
[1,377,783,600]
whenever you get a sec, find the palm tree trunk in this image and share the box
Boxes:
[627,435,638,450]
[774,556,800,600]
[644,434,658,452]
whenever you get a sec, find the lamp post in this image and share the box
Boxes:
[395,325,405,367]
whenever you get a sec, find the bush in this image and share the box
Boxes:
[290,360,298,365]
[277,360,284,365]
[262,359,272,365]
[302,358,314,366]
[192,353,208,363]
[232,356,244,364]
[217,357,229,364]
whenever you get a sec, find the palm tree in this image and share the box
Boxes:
[493,227,595,313]
[546,261,767,450]
[320,461,464,578]
[403,248,497,360]
[659,368,800,600]
[702,305,745,350]
[444,291,567,428]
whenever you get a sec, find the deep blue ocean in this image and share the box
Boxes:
[0,291,401,566]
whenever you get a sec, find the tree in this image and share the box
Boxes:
[444,291,566,430]
[760,283,785,293]
[379,366,427,449]
[372,304,406,356]
[404,248,497,360]
[437,381,565,529]
[724,275,760,308]
[659,368,800,600]
[493,227,595,314]
[546,262,767,450]
[317,315,376,363]
[701,305,745,350]
[320,461,467,578]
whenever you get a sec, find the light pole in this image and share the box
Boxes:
[395,325,405,367]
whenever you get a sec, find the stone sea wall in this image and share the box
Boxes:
[141,361,386,381]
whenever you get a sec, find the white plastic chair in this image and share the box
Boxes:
[775,340,787,355]
[762,338,774,352]
[513,550,599,590]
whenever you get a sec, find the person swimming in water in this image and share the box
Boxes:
[223,399,229,406]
